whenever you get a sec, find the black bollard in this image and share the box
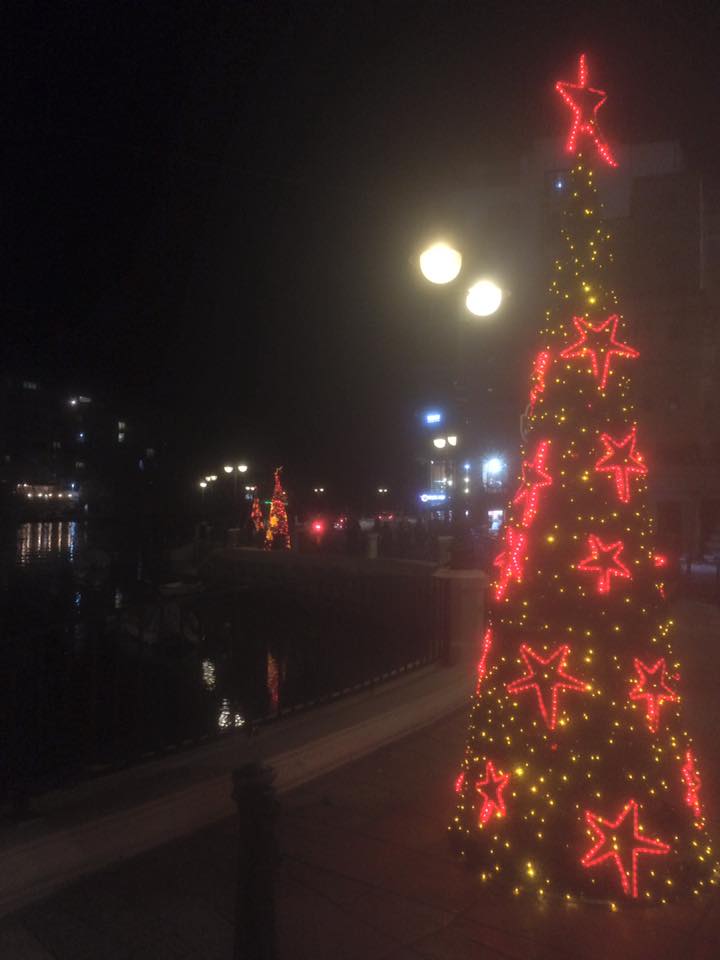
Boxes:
[233,762,278,960]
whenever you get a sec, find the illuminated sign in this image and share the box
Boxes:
[420,493,447,503]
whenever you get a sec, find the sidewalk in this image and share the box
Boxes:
[1,599,719,959]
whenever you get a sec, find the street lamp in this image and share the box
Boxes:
[237,464,248,473]
[419,243,462,284]
[466,279,503,317]
[223,465,234,474]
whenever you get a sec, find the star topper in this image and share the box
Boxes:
[506,642,589,730]
[513,439,552,527]
[581,800,671,898]
[556,53,618,167]
[560,314,639,390]
[475,759,510,826]
[596,426,648,503]
[577,534,632,594]
[629,657,679,733]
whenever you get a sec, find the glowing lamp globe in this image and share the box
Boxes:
[420,243,462,285]
[466,280,503,317]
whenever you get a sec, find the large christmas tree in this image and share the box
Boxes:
[450,54,716,904]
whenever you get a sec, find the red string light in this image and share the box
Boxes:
[681,751,703,820]
[475,760,510,826]
[581,800,671,898]
[629,657,679,733]
[493,527,527,600]
[513,440,553,527]
[653,553,668,569]
[560,315,639,390]
[506,642,589,730]
[476,626,493,693]
[529,349,552,409]
[595,427,648,502]
[556,53,618,167]
[455,771,465,795]
[577,534,631,594]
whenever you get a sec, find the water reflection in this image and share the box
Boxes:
[202,658,217,691]
[17,521,78,566]
[218,698,245,729]
[267,652,280,714]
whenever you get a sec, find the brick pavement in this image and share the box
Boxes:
[1,599,719,959]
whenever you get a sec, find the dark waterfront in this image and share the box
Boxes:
[0,520,441,806]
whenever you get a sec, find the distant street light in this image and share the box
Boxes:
[377,487,389,494]
[237,464,248,473]
[419,243,462,285]
[199,481,208,488]
[433,438,447,449]
[313,487,325,494]
[466,279,503,317]
[223,465,234,474]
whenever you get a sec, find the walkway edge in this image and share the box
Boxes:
[0,665,472,918]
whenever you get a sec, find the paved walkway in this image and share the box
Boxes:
[1,600,719,959]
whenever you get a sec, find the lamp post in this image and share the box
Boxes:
[222,464,249,516]
[418,243,504,520]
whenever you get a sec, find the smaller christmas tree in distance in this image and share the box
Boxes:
[251,495,265,533]
[264,467,290,550]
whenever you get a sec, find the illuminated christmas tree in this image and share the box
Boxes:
[251,495,265,533]
[450,54,716,904]
[264,467,290,550]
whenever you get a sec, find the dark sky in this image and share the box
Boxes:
[5,1,720,498]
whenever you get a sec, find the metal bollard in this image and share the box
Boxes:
[233,762,279,960]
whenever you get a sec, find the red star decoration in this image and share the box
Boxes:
[595,426,648,502]
[513,440,552,527]
[681,750,703,820]
[493,526,527,600]
[560,315,639,390]
[475,760,510,826]
[555,53,618,167]
[629,657,679,733]
[577,534,631,594]
[581,800,671,898]
[506,642,589,730]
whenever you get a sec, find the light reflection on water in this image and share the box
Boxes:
[16,521,78,566]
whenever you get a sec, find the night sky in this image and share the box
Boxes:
[5,1,720,501]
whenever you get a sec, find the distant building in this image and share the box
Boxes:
[0,377,163,518]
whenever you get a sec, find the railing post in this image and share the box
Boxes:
[233,762,278,960]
